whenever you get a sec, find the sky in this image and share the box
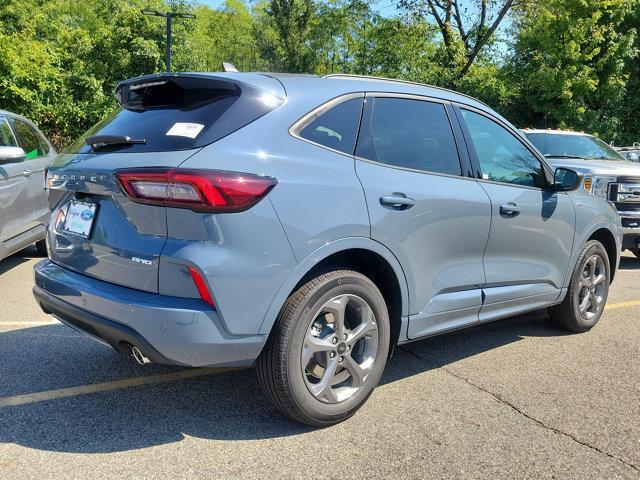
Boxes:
[197,0,401,16]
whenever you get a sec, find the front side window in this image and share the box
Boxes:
[356,97,461,175]
[11,118,48,158]
[0,117,17,147]
[298,97,363,155]
[461,109,545,188]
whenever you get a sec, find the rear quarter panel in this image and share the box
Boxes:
[175,96,371,335]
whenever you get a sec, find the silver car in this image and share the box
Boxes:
[0,110,56,261]
[34,73,621,426]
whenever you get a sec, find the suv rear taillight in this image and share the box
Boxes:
[115,168,276,213]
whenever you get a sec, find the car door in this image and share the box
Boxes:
[9,117,52,227]
[354,94,492,339]
[455,106,575,322]
[0,115,32,242]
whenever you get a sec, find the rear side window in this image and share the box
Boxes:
[356,97,461,175]
[0,117,17,147]
[66,77,283,154]
[298,97,363,154]
[11,118,48,158]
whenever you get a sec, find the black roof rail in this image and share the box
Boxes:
[322,73,490,108]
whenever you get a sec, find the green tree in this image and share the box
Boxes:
[504,0,636,141]
[254,0,319,72]
[399,0,523,79]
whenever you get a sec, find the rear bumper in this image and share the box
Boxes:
[33,259,266,367]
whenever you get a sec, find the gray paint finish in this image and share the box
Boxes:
[33,72,622,367]
[0,110,56,260]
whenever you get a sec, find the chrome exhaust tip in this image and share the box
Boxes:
[131,345,151,365]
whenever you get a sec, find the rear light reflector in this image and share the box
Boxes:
[187,266,215,307]
[115,168,276,213]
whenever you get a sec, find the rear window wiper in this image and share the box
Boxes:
[86,135,146,150]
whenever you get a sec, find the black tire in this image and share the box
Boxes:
[548,240,610,333]
[35,240,47,257]
[256,269,390,427]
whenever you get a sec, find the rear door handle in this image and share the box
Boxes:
[380,194,416,210]
[22,169,32,177]
[499,202,522,217]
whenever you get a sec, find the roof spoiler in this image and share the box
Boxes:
[114,73,242,110]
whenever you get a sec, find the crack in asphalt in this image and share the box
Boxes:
[398,346,640,474]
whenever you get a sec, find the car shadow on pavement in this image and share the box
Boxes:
[0,311,567,453]
[0,245,41,275]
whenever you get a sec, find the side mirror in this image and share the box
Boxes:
[0,146,26,165]
[627,152,639,162]
[553,167,583,192]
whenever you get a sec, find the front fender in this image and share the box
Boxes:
[258,236,410,335]
[566,191,622,286]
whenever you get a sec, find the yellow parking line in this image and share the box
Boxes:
[605,300,640,310]
[0,368,225,408]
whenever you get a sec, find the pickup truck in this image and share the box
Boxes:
[523,129,640,258]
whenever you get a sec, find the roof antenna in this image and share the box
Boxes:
[222,62,239,72]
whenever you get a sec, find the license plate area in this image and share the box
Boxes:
[62,200,98,239]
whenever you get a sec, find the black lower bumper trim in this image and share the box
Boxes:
[622,234,640,249]
[32,285,175,365]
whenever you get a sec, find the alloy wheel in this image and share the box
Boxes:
[577,254,607,320]
[301,294,379,404]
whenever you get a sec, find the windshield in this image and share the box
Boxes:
[525,133,626,161]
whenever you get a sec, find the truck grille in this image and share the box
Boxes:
[609,181,640,212]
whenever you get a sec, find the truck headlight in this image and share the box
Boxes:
[584,176,614,198]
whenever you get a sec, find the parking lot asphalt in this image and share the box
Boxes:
[1,247,639,479]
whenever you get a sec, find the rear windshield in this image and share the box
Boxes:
[65,78,282,154]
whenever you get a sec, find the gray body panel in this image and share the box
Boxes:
[34,73,622,367]
[0,110,56,260]
[478,185,575,290]
[355,160,492,338]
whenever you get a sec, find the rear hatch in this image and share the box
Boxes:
[46,73,284,293]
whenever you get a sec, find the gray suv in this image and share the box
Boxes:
[0,110,56,261]
[33,73,621,426]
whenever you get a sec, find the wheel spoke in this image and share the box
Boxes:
[587,256,597,282]
[590,291,599,311]
[302,332,335,367]
[579,292,590,313]
[342,354,369,387]
[593,273,606,287]
[348,306,377,343]
[323,295,348,339]
[580,277,591,290]
[310,356,339,402]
